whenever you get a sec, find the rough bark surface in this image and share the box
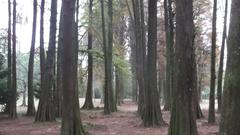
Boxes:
[27,0,37,116]
[220,0,240,134]
[168,0,198,134]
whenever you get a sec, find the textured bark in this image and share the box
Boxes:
[219,0,240,134]
[107,0,117,112]
[6,0,12,114]
[26,0,37,116]
[39,0,45,79]
[101,0,110,114]
[208,0,217,123]
[9,0,17,119]
[217,0,228,113]
[35,0,57,122]
[60,0,85,134]
[55,7,63,118]
[82,0,94,110]
[168,0,198,134]
[132,0,146,116]
[163,0,174,111]
[143,0,165,127]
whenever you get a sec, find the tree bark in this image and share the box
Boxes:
[82,0,94,110]
[9,0,17,119]
[6,0,12,114]
[168,0,198,134]
[142,0,165,127]
[208,0,217,123]
[60,0,85,134]
[35,0,57,122]
[217,0,228,113]
[219,0,240,134]
[26,0,37,116]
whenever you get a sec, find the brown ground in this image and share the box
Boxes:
[0,102,219,135]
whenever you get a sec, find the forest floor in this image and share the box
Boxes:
[0,100,220,135]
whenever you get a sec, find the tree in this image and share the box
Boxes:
[39,0,45,81]
[217,0,228,112]
[142,0,165,127]
[26,0,37,116]
[6,0,12,114]
[35,0,57,121]
[60,0,85,134]
[219,0,240,133]
[168,0,198,134]
[163,0,174,111]
[82,0,94,110]
[208,0,217,123]
[9,0,17,119]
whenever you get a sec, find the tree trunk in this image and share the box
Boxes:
[35,0,57,122]
[219,0,240,134]
[168,0,198,134]
[6,0,12,114]
[55,7,63,118]
[9,0,17,119]
[142,0,165,127]
[27,0,37,116]
[107,0,117,112]
[82,0,94,110]
[217,0,228,113]
[163,0,174,111]
[60,0,85,134]
[40,0,45,81]
[208,0,217,123]
[101,0,110,114]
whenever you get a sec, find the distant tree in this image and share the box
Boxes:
[6,0,12,114]
[26,0,37,116]
[35,0,57,121]
[217,0,228,112]
[142,0,165,127]
[219,0,240,133]
[208,0,217,123]
[168,0,198,134]
[82,0,94,110]
[9,0,17,119]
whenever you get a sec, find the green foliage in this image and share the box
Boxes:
[0,53,8,111]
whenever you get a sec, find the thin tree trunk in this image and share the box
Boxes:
[27,0,37,116]
[208,0,217,123]
[101,0,110,114]
[6,0,12,114]
[82,0,94,110]
[217,0,228,113]
[9,0,17,119]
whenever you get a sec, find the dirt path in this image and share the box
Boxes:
[0,102,219,135]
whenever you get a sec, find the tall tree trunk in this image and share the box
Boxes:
[217,0,228,113]
[101,0,110,114]
[55,7,63,118]
[163,0,174,111]
[168,0,198,134]
[219,0,240,134]
[27,0,37,116]
[9,0,17,119]
[35,0,57,122]
[60,0,85,134]
[143,0,165,127]
[208,0,217,123]
[132,0,146,116]
[107,0,117,112]
[6,0,12,114]
[39,0,45,100]
[82,0,94,110]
